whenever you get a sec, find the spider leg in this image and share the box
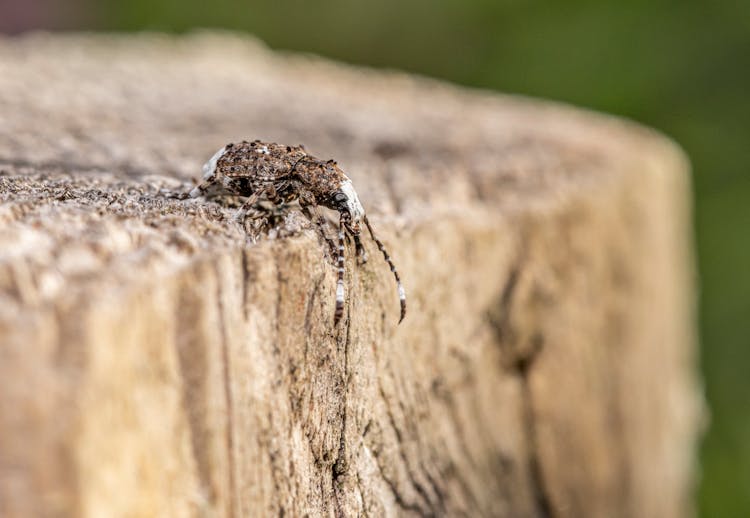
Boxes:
[233,191,261,222]
[234,181,282,223]
[364,215,406,323]
[334,215,347,324]
[302,205,338,263]
[244,205,277,234]
[352,232,367,264]
[189,175,224,199]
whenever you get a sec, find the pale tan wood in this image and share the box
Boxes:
[0,32,702,517]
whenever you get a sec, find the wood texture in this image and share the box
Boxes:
[0,33,703,517]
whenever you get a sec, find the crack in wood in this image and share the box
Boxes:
[174,284,215,509]
[484,243,557,517]
[516,341,553,518]
[241,250,251,321]
[303,273,325,367]
[214,263,238,518]
[332,311,352,517]
[376,381,436,515]
[370,445,427,516]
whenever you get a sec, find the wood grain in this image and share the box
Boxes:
[0,32,703,517]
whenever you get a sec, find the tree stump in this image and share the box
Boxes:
[0,33,703,518]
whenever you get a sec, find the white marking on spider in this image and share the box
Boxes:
[339,178,365,224]
[336,281,345,302]
[202,146,226,179]
[191,145,227,198]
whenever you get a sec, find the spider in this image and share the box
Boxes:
[187,140,406,324]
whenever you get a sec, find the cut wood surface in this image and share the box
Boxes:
[0,33,703,517]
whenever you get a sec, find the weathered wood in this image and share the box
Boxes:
[0,33,702,517]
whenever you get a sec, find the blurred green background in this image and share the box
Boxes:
[3,1,748,515]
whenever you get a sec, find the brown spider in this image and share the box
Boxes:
[188,140,406,324]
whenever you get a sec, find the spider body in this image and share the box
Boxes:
[189,140,406,324]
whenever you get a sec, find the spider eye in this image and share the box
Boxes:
[333,192,348,204]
